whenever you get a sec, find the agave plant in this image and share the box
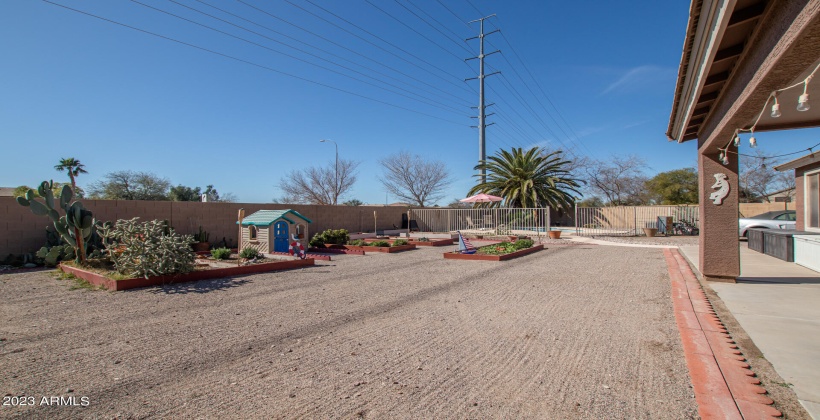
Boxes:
[468,147,582,209]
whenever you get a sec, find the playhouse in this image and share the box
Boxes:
[238,209,312,254]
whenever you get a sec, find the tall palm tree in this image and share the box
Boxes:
[54,158,87,191]
[468,147,582,209]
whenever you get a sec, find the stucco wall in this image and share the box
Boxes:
[0,197,410,256]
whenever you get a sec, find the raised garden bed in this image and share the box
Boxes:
[307,247,366,255]
[314,243,417,253]
[267,251,332,261]
[361,237,453,247]
[444,244,544,261]
[59,258,315,291]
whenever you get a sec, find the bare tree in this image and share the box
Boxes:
[379,152,452,207]
[278,159,359,205]
[584,155,650,205]
[740,150,795,202]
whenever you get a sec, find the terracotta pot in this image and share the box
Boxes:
[643,228,658,238]
[192,242,210,252]
[548,230,562,239]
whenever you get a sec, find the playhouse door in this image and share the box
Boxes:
[273,221,289,253]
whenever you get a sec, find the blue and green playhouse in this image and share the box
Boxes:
[238,209,312,255]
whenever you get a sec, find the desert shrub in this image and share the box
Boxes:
[393,239,408,246]
[211,247,231,260]
[514,239,534,250]
[239,247,259,259]
[97,218,195,279]
[348,239,366,246]
[35,244,75,267]
[309,229,350,247]
[370,240,390,247]
[418,237,430,242]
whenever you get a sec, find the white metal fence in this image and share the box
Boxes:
[573,205,699,236]
[411,208,550,235]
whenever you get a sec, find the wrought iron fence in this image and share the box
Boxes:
[573,205,699,236]
[410,208,550,236]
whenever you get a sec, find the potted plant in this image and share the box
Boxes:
[192,226,210,252]
[548,228,562,239]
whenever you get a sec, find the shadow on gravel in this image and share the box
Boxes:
[148,277,252,294]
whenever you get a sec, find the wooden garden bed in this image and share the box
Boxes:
[443,244,544,261]
[361,237,453,247]
[59,258,315,291]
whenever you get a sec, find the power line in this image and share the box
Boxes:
[39,0,468,125]
[190,0,473,109]
[390,0,475,56]
[128,0,470,117]
[284,0,473,94]
[405,0,474,48]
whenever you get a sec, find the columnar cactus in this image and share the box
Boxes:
[16,180,95,263]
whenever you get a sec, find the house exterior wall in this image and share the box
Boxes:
[240,225,270,254]
[1,198,409,256]
[795,161,820,231]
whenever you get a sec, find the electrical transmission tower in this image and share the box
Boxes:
[466,14,500,184]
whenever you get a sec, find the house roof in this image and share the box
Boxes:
[667,0,769,143]
[239,209,312,226]
[774,151,820,171]
[0,187,15,197]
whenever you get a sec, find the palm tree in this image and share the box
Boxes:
[54,158,87,191]
[468,147,582,209]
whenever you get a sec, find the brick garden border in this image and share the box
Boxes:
[59,258,315,291]
[443,244,544,261]
[314,244,417,253]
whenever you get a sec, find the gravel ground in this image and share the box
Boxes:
[1,245,697,419]
[589,236,700,247]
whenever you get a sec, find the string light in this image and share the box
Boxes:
[724,63,820,154]
[771,93,781,117]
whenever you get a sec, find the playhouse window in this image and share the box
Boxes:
[248,225,258,241]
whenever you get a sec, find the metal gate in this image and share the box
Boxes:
[573,205,699,236]
[410,208,550,235]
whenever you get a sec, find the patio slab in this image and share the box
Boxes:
[679,244,820,419]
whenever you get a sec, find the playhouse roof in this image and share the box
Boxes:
[239,209,312,227]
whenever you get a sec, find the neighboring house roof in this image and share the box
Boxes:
[774,151,820,172]
[239,209,312,226]
[0,187,15,197]
[760,187,796,199]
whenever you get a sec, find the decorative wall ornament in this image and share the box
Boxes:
[709,173,730,205]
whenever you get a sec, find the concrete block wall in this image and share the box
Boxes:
[0,197,410,256]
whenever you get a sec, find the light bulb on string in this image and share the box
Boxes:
[719,151,725,161]
[798,77,812,111]
[722,154,730,165]
[749,133,757,148]
[798,93,811,111]
[733,134,740,147]
[771,94,781,117]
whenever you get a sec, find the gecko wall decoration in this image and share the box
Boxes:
[709,173,730,205]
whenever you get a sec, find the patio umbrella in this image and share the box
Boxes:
[459,193,503,203]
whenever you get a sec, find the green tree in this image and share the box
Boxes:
[645,168,698,204]
[344,199,363,206]
[169,185,202,201]
[54,158,87,194]
[88,171,170,200]
[468,147,582,209]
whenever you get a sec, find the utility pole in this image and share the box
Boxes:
[466,14,500,184]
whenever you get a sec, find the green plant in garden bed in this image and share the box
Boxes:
[418,237,430,242]
[348,239,366,246]
[309,229,350,247]
[393,239,408,246]
[369,240,391,247]
[97,218,196,279]
[210,247,231,260]
[239,247,259,259]
[477,239,534,255]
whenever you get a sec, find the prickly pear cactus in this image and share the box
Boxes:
[97,218,195,279]
[17,181,94,263]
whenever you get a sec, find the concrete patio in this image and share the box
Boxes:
[679,244,820,418]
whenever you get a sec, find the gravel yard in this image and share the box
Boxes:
[590,235,700,247]
[1,245,697,419]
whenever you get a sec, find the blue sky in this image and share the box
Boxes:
[2,0,818,204]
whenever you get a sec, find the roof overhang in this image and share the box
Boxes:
[774,151,820,171]
[668,1,820,152]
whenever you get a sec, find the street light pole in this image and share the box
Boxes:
[320,139,338,204]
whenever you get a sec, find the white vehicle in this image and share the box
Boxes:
[739,210,796,237]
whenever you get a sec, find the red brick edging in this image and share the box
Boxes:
[59,258,315,291]
[664,248,781,419]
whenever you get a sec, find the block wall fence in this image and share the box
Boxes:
[0,197,410,256]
